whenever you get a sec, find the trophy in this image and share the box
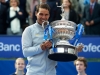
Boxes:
[43,4,84,62]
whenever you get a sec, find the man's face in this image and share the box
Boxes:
[15,59,25,71]
[35,8,50,25]
[75,61,86,73]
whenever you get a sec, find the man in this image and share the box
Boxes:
[10,58,26,75]
[74,57,87,75]
[82,0,100,35]
[22,4,83,75]
[22,4,56,75]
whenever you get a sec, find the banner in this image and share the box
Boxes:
[0,35,100,58]
[0,36,23,58]
[78,36,100,58]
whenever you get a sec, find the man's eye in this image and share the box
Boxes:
[39,13,43,16]
[45,14,49,16]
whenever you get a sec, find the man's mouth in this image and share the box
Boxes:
[42,20,46,22]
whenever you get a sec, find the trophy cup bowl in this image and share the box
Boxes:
[48,20,78,62]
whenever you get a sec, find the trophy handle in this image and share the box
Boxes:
[42,21,49,29]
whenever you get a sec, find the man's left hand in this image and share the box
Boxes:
[76,43,84,52]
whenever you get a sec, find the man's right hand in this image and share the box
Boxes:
[41,41,52,50]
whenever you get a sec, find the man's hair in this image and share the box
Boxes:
[36,3,50,13]
[74,57,87,68]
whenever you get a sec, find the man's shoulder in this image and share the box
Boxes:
[25,23,36,30]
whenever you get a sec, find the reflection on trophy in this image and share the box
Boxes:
[43,4,84,62]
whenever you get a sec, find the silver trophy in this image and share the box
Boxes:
[48,20,77,61]
[43,4,84,62]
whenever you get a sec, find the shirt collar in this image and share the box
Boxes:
[36,20,43,28]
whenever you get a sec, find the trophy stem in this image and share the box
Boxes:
[57,39,70,45]
[60,37,69,41]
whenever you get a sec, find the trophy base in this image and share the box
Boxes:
[48,44,77,62]
[48,53,77,62]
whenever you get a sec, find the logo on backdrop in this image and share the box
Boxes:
[78,36,100,58]
[0,42,20,51]
[83,43,100,52]
[0,36,23,58]
[77,43,100,52]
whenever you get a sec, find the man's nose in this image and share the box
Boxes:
[42,15,46,19]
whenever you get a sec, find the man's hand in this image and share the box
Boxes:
[76,43,84,52]
[41,41,52,50]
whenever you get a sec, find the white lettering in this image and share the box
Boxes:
[0,42,20,51]
[77,43,100,52]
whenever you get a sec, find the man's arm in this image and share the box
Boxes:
[22,26,43,57]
